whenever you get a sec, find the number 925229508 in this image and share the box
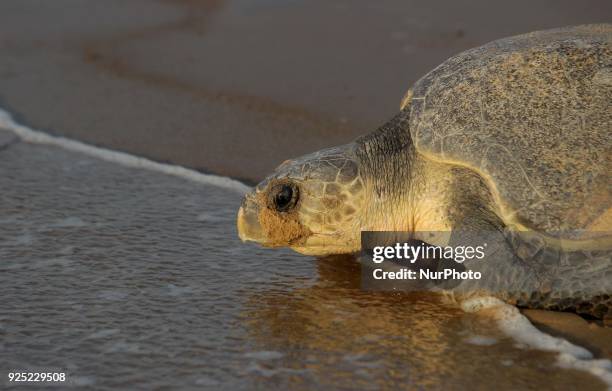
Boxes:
[8,372,66,382]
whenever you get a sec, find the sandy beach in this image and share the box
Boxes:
[1,0,611,181]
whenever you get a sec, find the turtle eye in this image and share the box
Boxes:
[272,183,298,212]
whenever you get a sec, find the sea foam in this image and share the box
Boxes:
[462,296,612,388]
[0,109,250,194]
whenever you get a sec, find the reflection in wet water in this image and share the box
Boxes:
[0,142,605,390]
[241,256,604,390]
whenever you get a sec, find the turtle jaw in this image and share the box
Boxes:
[237,195,266,244]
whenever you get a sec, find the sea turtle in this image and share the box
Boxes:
[237,25,612,320]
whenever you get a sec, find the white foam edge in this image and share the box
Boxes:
[0,109,251,194]
[462,296,612,388]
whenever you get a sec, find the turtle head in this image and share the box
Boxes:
[237,144,366,256]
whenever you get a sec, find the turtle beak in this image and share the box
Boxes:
[237,194,265,243]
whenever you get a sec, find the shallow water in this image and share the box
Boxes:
[0,142,606,390]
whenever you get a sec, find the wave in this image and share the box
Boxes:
[0,109,250,194]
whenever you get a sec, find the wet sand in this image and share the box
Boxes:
[0,0,611,181]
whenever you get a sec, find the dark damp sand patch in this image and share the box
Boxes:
[81,48,344,132]
[80,0,349,133]
[0,0,354,180]
[523,309,612,359]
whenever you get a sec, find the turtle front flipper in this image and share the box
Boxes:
[505,229,612,321]
[442,215,612,321]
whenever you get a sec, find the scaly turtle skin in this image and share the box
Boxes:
[237,25,612,319]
